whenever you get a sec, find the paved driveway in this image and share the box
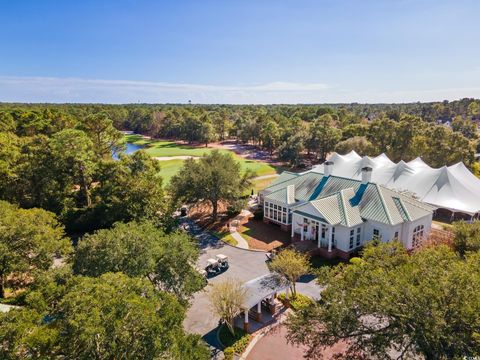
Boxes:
[180,217,322,356]
[183,218,269,336]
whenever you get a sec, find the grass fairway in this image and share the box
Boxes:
[145,141,222,157]
[157,159,186,184]
[123,134,150,145]
[238,158,276,177]
[250,176,276,193]
[123,135,278,183]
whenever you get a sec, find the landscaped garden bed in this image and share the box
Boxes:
[277,293,315,311]
[218,324,252,360]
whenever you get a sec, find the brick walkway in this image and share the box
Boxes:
[246,324,348,360]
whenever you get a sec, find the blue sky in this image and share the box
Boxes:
[1,0,479,104]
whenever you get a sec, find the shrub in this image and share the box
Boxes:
[223,347,234,360]
[277,293,315,311]
[219,324,251,356]
[232,334,251,354]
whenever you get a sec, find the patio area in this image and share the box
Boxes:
[237,218,292,251]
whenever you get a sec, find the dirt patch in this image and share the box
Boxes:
[187,200,242,235]
[239,218,291,251]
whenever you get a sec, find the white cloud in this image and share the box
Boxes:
[0,76,330,104]
[0,75,479,104]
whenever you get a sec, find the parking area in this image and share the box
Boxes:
[184,242,269,335]
[181,217,323,356]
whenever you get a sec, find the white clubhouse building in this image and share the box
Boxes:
[259,162,435,258]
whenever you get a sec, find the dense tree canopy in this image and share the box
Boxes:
[0,201,70,298]
[73,221,205,303]
[286,242,480,359]
[91,151,165,229]
[169,150,255,219]
[0,272,210,360]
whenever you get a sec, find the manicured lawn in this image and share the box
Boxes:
[123,135,278,183]
[123,134,151,145]
[212,231,238,246]
[250,177,276,193]
[145,141,222,157]
[237,158,277,177]
[157,159,185,184]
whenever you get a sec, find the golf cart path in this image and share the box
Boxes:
[153,155,200,161]
[253,174,279,180]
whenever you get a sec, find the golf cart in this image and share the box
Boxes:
[205,258,221,276]
[216,254,229,269]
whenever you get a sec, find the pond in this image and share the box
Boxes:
[112,142,145,160]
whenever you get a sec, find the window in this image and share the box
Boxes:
[394,231,399,240]
[265,202,290,224]
[412,225,424,248]
[356,227,361,246]
[332,227,336,247]
[373,228,380,240]
[349,229,354,249]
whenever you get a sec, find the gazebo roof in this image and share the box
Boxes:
[242,273,289,309]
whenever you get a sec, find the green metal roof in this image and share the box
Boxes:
[264,171,433,227]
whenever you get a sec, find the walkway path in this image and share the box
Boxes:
[230,230,249,249]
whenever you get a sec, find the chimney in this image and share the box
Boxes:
[324,161,334,176]
[361,166,372,183]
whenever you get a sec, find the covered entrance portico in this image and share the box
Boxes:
[291,211,336,252]
[237,273,290,333]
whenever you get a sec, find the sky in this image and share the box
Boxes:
[1,0,479,104]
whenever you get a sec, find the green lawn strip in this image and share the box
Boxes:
[211,231,238,246]
[218,324,251,358]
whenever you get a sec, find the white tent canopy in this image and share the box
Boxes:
[311,151,480,215]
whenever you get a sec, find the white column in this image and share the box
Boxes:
[244,309,249,324]
[300,223,304,241]
[257,302,261,313]
[291,214,295,237]
[327,226,333,252]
